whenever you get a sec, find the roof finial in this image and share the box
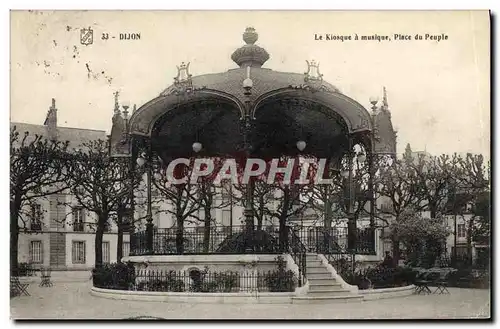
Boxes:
[51,98,56,109]
[382,86,389,110]
[113,91,120,115]
[243,27,258,45]
[231,27,269,68]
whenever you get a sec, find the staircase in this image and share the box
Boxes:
[292,253,364,304]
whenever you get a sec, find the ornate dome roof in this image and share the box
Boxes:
[129,27,375,143]
[159,67,340,102]
[159,27,340,101]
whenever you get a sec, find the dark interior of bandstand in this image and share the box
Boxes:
[113,28,396,262]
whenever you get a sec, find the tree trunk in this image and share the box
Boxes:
[257,194,264,230]
[279,189,290,252]
[116,208,124,263]
[176,214,184,254]
[429,202,437,219]
[94,213,106,267]
[203,206,211,253]
[117,227,123,263]
[466,217,475,266]
[324,195,333,230]
[10,197,21,275]
[391,235,401,267]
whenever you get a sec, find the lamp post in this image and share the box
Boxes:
[368,95,380,254]
[341,147,367,270]
[242,66,255,252]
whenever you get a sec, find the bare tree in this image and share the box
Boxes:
[265,182,314,251]
[152,162,200,254]
[64,140,142,267]
[375,152,425,263]
[450,153,490,264]
[412,153,461,219]
[10,126,69,273]
[232,179,275,231]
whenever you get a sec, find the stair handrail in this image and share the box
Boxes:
[287,226,307,287]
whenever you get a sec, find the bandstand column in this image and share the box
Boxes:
[242,66,255,252]
[346,138,357,253]
[368,151,376,254]
[145,143,154,254]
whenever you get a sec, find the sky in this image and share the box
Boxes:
[10,10,490,157]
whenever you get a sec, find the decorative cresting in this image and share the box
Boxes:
[231,27,270,68]
[172,62,193,95]
[303,60,324,91]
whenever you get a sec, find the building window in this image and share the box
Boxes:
[30,204,43,231]
[72,207,84,232]
[457,224,466,238]
[72,241,86,264]
[380,203,393,213]
[222,209,231,227]
[102,241,110,264]
[221,183,232,202]
[123,242,130,257]
[29,241,43,264]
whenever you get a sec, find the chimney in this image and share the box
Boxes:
[44,98,58,139]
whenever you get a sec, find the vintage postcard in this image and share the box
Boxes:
[10,10,490,320]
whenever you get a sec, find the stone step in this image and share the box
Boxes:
[307,278,338,285]
[292,295,364,304]
[305,261,323,267]
[308,282,343,290]
[307,289,352,297]
[306,273,334,280]
[306,268,330,274]
[306,254,319,258]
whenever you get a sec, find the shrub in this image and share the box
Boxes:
[264,256,297,292]
[142,271,185,292]
[189,270,240,292]
[92,262,135,290]
[211,272,240,292]
[345,265,419,290]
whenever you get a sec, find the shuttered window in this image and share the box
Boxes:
[29,241,43,264]
[72,241,86,264]
[102,241,110,264]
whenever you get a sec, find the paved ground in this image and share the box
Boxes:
[11,281,491,320]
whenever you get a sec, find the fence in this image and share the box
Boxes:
[130,225,285,255]
[130,225,375,256]
[291,226,375,255]
[92,268,298,293]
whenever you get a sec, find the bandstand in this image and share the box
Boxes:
[107,27,397,298]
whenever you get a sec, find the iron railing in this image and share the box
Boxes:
[287,226,307,286]
[130,225,284,255]
[130,225,375,256]
[291,226,375,255]
[93,268,298,293]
